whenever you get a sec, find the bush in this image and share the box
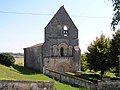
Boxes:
[75,73,100,83]
[0,53,15,66]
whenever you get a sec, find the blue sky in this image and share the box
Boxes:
[0,0,117,53]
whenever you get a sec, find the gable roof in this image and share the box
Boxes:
[45,5,78,30]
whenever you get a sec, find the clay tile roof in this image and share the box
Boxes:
[25,43,43,49]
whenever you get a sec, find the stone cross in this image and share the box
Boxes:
[118,55,120,77]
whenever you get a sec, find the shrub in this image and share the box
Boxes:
[0,53,15,66]
[75,73,100,83]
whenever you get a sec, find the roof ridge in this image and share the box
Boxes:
[25,43,43,48]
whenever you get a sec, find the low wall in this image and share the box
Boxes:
[0,80,54,90]
[44,69,120,90]
[44,69,97,90]
[97,80,120,90]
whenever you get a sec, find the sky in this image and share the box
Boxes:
[0,0,118,53]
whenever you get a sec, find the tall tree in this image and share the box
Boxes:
[109,30,120,74]
[81,54,88,71]
[111,0,120,30]
[86,34,110,78]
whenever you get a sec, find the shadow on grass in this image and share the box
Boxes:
[12,64,40,75]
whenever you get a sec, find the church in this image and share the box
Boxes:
[24,6,81,73]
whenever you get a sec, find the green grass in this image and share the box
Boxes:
[15,57,24,66]
[0,58,86,90]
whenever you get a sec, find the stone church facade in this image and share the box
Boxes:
[24,6,81,73]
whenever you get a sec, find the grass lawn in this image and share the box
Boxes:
[15,57,24,66]
[0,58,86,90]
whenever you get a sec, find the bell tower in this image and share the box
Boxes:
[42,6,81,72]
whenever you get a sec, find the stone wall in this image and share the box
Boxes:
[0,80,54,90]
[24,45,43,72]
[44,57,75,73]
[43,6,79,58]
[44,69,96,90]
[44,6,78,41]
[44,69,120,90]
[97,80,120,90]
[73,46,81,71]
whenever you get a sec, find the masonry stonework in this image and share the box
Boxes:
[24,6,81,73]
[0,80,54,90]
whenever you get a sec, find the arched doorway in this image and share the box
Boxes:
[60,47,64,56]
[56,62,70,73]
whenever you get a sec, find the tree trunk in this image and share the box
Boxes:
[116,66,119,76]
[101,70,104,79]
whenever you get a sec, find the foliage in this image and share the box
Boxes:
[76,73,100,83]
[0,53,15,66]
[86,34,111,78]
[109,30,120,73]
[111,0,120,30]
[81,54,88,71]
[104,71,116,77]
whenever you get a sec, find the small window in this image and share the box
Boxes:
[64,25,68,30]
[60,47,64,56]
[63,25,68,36]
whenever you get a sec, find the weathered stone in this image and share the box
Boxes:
[0,80,54,90]
[24,6,81,73]
[44,69,96,90]
[97,80,120,90]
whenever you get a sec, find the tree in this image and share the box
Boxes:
[86,34,111,78]
[81,54,88,71]
[109,30,120,74]
[0,53,15,66]
[111,0,120,30]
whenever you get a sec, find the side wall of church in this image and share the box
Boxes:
[24,46,43,72]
